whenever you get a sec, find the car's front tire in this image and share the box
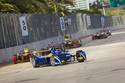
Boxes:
[50,57,56,66]
[76,50,86,62]
[30,58,39,68]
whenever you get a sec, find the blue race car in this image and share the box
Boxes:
[30,48,72,68]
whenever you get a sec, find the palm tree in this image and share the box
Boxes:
[0,1,19,13]
[0,0,73,13]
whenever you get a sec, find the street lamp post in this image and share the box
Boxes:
[102,0,106,15]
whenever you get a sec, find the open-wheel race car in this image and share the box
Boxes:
[30,47,87,68]
[12,48,33,64]
[63,34,82,49]
[64,39,82,49]
[92,29,111,40]
[30,48,73,68]
[92,31,107,40]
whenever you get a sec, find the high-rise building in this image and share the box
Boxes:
[66,0,90,11]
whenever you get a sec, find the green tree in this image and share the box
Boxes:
[0,1,19,13]
[0,0,72,14]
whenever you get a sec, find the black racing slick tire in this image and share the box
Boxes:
[30,58,39,68]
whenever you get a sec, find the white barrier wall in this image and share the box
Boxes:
[0,36,63,63]
[0,25,125,63]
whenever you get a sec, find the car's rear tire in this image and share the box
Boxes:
[92,35,96,40]
[12,55,17,64]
